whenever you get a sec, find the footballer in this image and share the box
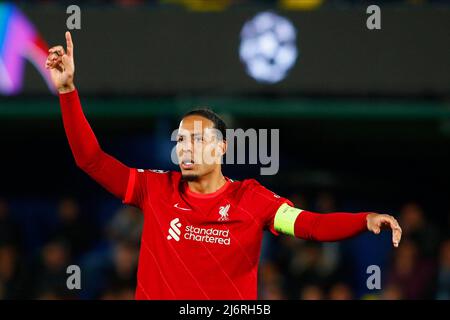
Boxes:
[45,32,402,300]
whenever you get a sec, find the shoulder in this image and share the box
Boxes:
[137,168,177,175]
[230,178,260,189]
[230,178,281,202]
[239,178,276,196]
[136,169,181,186]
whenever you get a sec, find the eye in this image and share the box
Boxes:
[194,136,203,143]
[177,136,184,143]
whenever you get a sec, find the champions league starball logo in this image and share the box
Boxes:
[239,11,298,84]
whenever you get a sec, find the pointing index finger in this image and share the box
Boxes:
[65,31,74,57]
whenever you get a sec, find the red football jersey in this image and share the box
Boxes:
[123,168,292,300]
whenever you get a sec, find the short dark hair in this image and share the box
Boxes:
[182,108,227,141]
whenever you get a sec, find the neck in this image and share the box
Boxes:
[187,169,226,194]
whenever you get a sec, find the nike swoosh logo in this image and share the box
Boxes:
[174,203,191,211]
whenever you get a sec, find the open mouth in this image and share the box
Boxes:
[180,159,195,170]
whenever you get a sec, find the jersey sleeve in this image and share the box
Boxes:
[122,168,171,210]
[243,180,293,236]
[59,90,130,200]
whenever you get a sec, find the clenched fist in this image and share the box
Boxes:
[45,31,75,94]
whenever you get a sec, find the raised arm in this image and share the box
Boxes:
[46,31,129,199]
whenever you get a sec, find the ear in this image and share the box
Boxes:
[220,140,227,157]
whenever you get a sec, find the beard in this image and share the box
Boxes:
[181,173,200,182]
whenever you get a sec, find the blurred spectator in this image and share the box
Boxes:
[106,206,143,245]
[0,244,26,299]
[74,206,142,299]
[288,242,333,296]
[380,283,404,300]
[314,191,336,213]
[259,261,283,286]
[100,240,138,300]
[385,239,436,299]
[51,197,96,258]
[258,260,289,299]
[101,286,135,300]
[314,192,341,276]
[28,238,75,299]
[0,198,22,249]
[399,202,440,257]
[261,283,286,300]
[328,282,353,300]
[436,239,450,300]
[300,284,325,300]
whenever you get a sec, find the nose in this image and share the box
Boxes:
[178,138,193,154]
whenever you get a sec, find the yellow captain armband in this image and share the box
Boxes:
[273,203,303,236]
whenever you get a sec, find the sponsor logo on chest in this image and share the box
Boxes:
[167,203,232,246]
